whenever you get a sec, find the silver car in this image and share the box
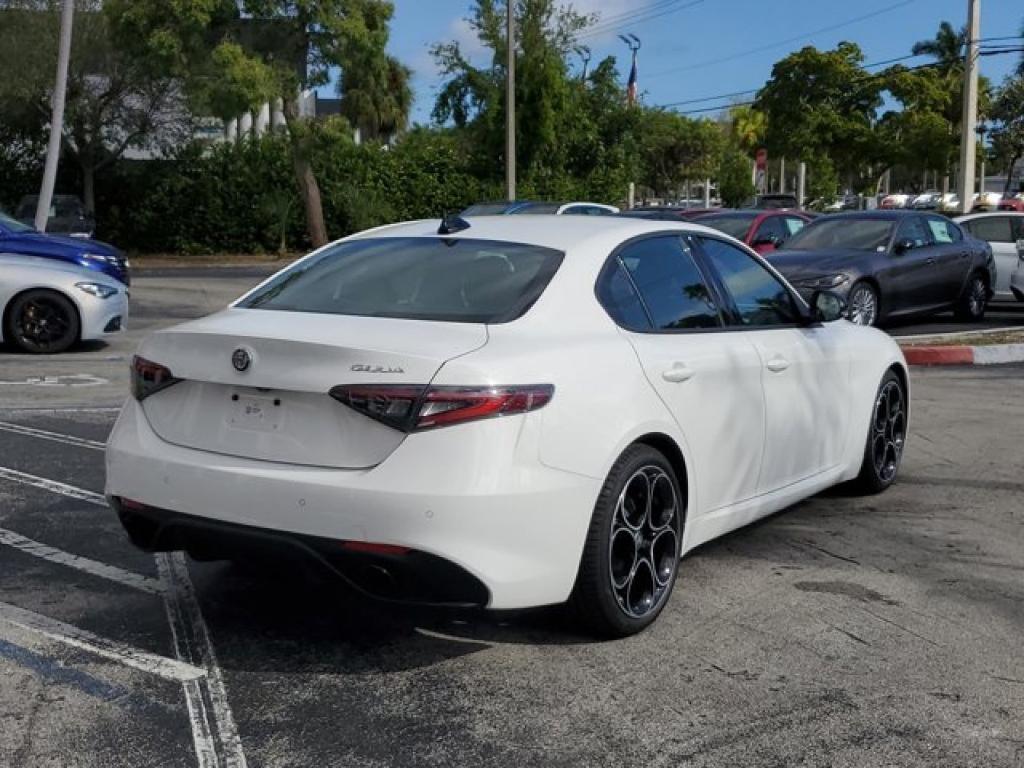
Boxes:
[0,253,128,353]
[956,213,1024,302]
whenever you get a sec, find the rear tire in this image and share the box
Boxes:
[569,445,684,638]
[4,289,80,354]
[954,272,988,322]
[852,370,907,494]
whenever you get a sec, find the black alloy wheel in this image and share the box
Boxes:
[5,289,80,354]
[954,273,988,322]
[854,370,907,494]
[570,444,684,637]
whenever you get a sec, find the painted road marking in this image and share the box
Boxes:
[0,527,163,595]
[0,420,105,450]
[0,601,205,683]
[0,464,248,768]
[0,466,106,506]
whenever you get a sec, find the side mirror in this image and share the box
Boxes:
[894,238,916,254]
[810,290,846,323]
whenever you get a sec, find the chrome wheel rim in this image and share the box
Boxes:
[968,278,986,317]
[15,296,72,351]
[608,466,680,619]
[848,286,877,326]
[871,380,905,484]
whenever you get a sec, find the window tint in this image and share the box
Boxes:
[926,216,962,244]
[783,216,807,236]
[239,237,563,324]
[695,214,756,240]
[617,236,720,330]
[596,261,651,331]
[965,217,1014,243]
[699,237,799,327]
[896,217,930,248]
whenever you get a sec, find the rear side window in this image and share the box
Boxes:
[596,262,652,331]
[964,217,1014,243]
[611,236,720,331]
[238,237,563,324]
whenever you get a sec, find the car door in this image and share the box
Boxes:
[750,215,788,253]
[598,235,766,515]
[961,216,1016,298]
[696,236,850,493]
[924,215,972,304]
[889,215,943,312]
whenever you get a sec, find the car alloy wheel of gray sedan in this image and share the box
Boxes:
[847,283,878,327]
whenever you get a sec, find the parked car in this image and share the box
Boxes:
[15,194,95,238]
[745,193,799,210]
[998,194,1024,212]
[910,192,942,210]
[691,209,812,254]
[105,215,908,637]
[767,211,994,327]
[622,206,720,221]
[955,212,1024,301]
[824,194,860,212]
[937,194,963,214]
[972,192,1004,212]
[880,194,911,209]
[0,210,129,285]
[461,200,618,216]
[0,253,128,353]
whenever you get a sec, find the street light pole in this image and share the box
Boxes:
[35,0,75,232]
[957,0,980,214]
[506,1,516,201]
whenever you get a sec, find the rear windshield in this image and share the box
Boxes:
[238,237,564,323]
[695,213,755,239]
[508,202,561,215]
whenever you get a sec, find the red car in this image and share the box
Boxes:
[998,195,1024,212]
[691,209,814,254]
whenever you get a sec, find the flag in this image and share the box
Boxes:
[627,51,638,106]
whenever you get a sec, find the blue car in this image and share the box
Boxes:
[0,209,129,285]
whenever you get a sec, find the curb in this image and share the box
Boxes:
[901,342,1024,366]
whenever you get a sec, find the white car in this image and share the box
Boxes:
[105,216,908,636]
[1,253,128,353]
[955,212,1024,301]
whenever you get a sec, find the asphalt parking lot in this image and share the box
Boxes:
[1,270,1023,767]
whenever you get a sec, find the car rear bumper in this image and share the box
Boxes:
[105,399,600,609]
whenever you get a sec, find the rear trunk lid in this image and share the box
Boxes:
[137,308,487,468]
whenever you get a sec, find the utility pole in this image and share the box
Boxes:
[797,162,807,208]
[505,1,516,201]
[35,0,75,232]
[957,0,980,214]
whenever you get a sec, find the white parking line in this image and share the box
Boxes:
[0,466,106,506]
[0,601,205,683]
[0,527,164,595]
[0,464,248,768]
[0,420,105,450]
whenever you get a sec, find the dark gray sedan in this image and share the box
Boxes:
[765,211,994,326]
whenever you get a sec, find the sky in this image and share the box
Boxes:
[381,0,1023,125]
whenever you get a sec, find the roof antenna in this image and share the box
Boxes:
[438,214,471,235]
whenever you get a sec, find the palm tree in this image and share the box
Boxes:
[339,55,413,143]
[730,104,766,158]
[912,21,966,77]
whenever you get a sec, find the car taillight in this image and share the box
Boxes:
[329,384,553,432]
[131,355,181,401]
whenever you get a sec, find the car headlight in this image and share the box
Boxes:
[81,252,117,266]
[75,282,118,299]
[801,274,849,289]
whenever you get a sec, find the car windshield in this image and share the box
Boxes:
[784,218,895,251]
[0,210,34,233]
[461,202,519,216]
[238,237,564,324]
[508,202,561,215]
[694,214,755,240]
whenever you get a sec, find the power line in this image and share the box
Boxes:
[579,0,705,41]
[645,0,921,79]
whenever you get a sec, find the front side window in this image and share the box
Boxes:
[896,217,930,248]
[699,237,800,327]
[606,236,720,331]
[238,237,563,324]
[753,216,788,244]
[783,216,807,236]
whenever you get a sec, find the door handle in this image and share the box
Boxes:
[662,363,695,383]
[766,356,790,373]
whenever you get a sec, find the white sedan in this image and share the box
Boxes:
[955,212,1024,301]
[1,253,128,353]
[105,216,908,636]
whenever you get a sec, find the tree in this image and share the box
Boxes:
[911,21,965,78]
[0,1,189,213]
[988,74,1024,196]
[754,43,885,191]
[107,0,408,247]
[636,110,721,198]
[729,104,766,158]
[717,148,754,207]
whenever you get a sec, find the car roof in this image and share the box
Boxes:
[817,210,920,221]
[345,215,725,255]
